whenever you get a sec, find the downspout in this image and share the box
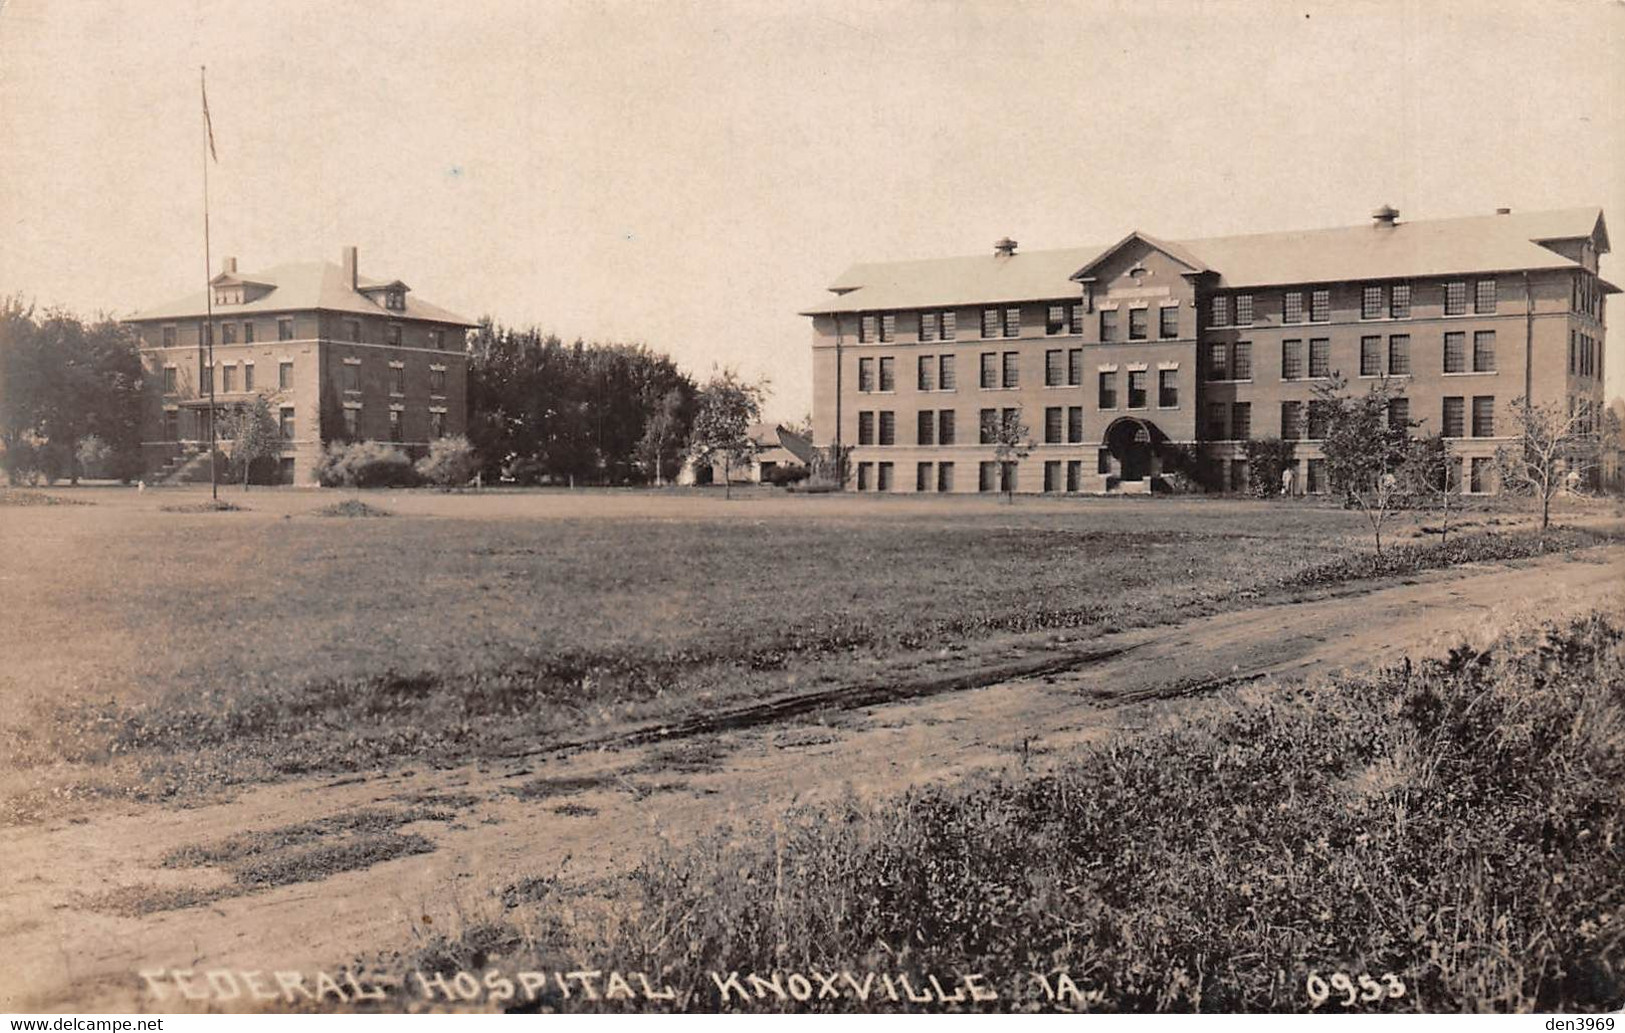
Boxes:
[1523,271,1534,404]
[833,315,844,487]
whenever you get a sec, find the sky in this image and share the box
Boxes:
[1,0,1621,421]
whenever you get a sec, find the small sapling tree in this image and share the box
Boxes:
[992,410,1035,504]
[1407,431,1462,543]
[216,395,280,491]
[687,368,765,501]
[1312,375,1416,556]
[1495,396,1607,531]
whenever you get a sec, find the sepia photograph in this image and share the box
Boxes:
[0,0,1622,1021]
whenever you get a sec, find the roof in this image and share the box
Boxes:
[747,423,816,464]
[128,260,478,327]
[802,206,1609,315]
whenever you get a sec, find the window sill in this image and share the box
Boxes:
[1442,370,1499,377]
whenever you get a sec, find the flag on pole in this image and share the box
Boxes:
[201,70,218,163]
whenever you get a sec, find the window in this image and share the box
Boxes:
[880,314,896,343]
[937,462,954,492]
[1001,351,1019,389]
[201,364,213,394]
[1044,461,1061,493]
[1158,369,1179,408]
[1307,400,1329,440]
[390,365,406,395]
[222,322,237,344]
[1159,305,1179,339]
[1207,402,1227,441]
[1100,309,1118,342]
[1442,396,1465,437]
[1390,283,1411,319]
[1281,339,1304,380]
[1475,279,1497,314]
[1046,304,1068,336]
[979,461,997,493]
[1283,292,1304,323]
[162,409,178,441]
[1211,295,1231,328]
[860,314,878,343]
[1309,338,1330,378]
[279,407,296,440]
[243,363,254,391]
[858,411,875,445]
[1310,289,1330,322]
[1444,331,1466,373]
[1069,302,1085,334]
[1230,459,1249,492]
[1045,349,1064,386]
[162,367,177,394]
[429,368,446,394]
[917,462,932,492]
[430,330,444,351]
[938,354,956,390]
[1469,457,1492,494]
[920,312,938,342]
[938,410,955,445]
[1473,330,1496,372]
[1231,401,1251,441]
[999,461,1017,494]
[1067,407,1083,444]
[858,357,875,392]
[279,361,293,389]
[979,409,997,444]
[1067,348,1083,386]
[430,411,446,438]
[1471,396,1495,437]
[1207,342,1227,381]
[1362,285,1383,320]
[980,353,997,389]
[1098,371,1117,409]
[1003,307,1021,338]
[1128,308,1148,340]
[1360,336,1381,377]
[343,407,359,438]
[1066,460,1081,492]
[200,322,213,347]
[1044,407,1063,444]
[879,357,896,392]
[388,409,402,442]
[981,309,999,339]
[222,365,236,392]
[940,311,957,341]
[1001,407,1019,440]
[1281,401,1303,441]
[857,462,872,491]
[278,318,294,341]
[386,290,405,311]
[342,364,360,393]
[387,324,402,347]
[1235,294,1254,326]
[917,355,934,391]
[1388,334,1411,375]
[1445,281,1467,316]
[917,410,935,446]
[1388,397,1409,431]
[877,462,893,491]
[345,319,362,343]
[1127,370,1147,409]
[1306,458,1327,495]
[1232,341,1252,380]
[1098,449,1112,475]
[162,325,176,348]
[242,322,255,344]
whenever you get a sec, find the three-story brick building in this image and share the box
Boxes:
[803,207,1612,494]
[127,247,477,485]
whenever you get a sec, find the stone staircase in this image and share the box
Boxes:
[151,444,214,485]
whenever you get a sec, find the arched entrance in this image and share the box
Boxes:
[1103,416,1164,484]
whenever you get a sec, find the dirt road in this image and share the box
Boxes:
[3,548,1621,1012]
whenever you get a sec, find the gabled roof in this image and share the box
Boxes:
[746,423,816,464]
[802,206,1609,315]
[1069,230,1210,282]
[128,261,477,327]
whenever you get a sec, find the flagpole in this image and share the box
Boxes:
[201,65,218,500]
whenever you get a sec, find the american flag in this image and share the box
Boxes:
[201,69,218,162]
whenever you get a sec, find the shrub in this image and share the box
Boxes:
[314,440,421,488]
[503,454,548,486]
[416,435,480,488]
[1244,437,1296,497]
[764,464,810,486]
[75,435,113,479]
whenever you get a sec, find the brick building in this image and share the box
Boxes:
[802,207,1612,495]
[127,247,477,485]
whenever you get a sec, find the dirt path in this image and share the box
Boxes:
[3,548,1622,1012]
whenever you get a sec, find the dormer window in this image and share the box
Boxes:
[386,290,405,311]
[214,287,243,306]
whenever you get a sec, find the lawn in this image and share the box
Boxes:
[1,484,1617,819]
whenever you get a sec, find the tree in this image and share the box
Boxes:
[1312,375,1416,556]
[991,410,1034,504]
[687,368,765,500]
[1242,437,1296,498]
[216,395,280,491]
[1407,431,1462,543]
[807,443,852,489]
[635,388,685,486]
[1494,396,1608,531]
[416,435,480,488]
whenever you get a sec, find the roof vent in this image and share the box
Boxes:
[1371,205,1399,228]
[1495,207,1512,215]
[993,237,1018,257]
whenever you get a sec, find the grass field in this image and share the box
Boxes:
[2,484,1620,821]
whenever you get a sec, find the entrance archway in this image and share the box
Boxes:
[1103,416,1163,482]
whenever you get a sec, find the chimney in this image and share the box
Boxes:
[1371,205,1399,229]
[221,256,236,275]
[1495,207,1512,215]
[993,237,1018,257]
[342,245,358,289]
